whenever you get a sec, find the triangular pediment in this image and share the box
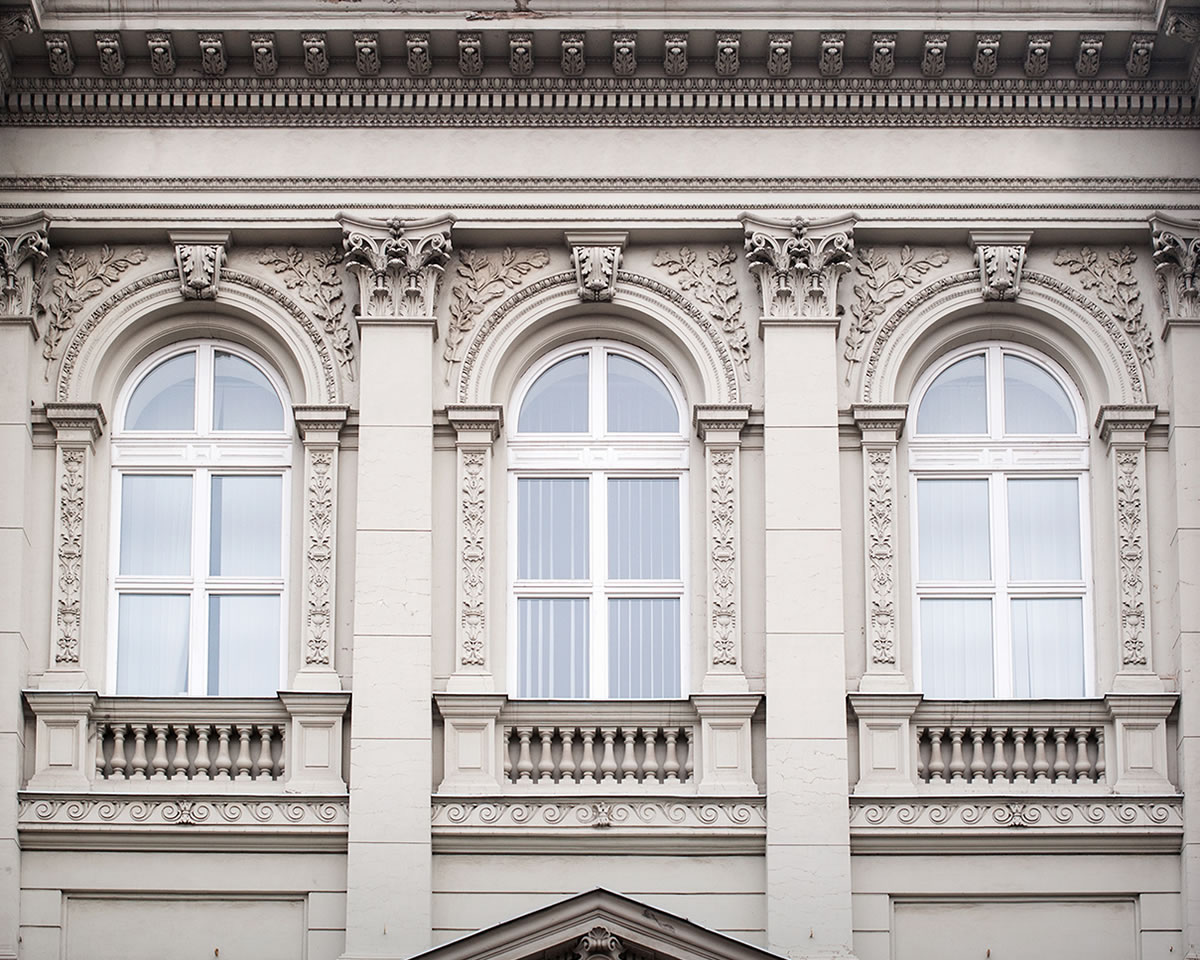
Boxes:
[413,889,784,960]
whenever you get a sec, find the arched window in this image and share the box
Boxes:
[909,343,1091,699]
[508,341,688,699]
[110,341,291,697]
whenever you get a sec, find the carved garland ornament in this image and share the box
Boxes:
[652,246,749,378]
[1116,449,1146,665]
[709,449,738,666]
[305,449,334,666]
[259,246,354,380]
[55,448,85,664]
[866,449,896,665]
[1054,246,1152,370]
[443,247,551,381]
[460,449,487,667]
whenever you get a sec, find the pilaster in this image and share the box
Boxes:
[292,404,349,692]
[41,402,105,692]
[852,404,909,692]
[1096,404,1161,692]
[445,404,502,693]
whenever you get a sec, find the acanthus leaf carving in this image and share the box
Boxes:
[843,245,950,381]
[1151,222,1200,320]
[259,246,355,380]
[575,926,624,960]
[744,218,854,323]
[55,448,85,664]
[174,242,226,300]
[1115,449,1147,665]
[653,245,749,377]
[460,449,487,667]
[341,216,453,320]
[41,246,148,378]
[305,449,335,665]
[866,448,896,664]
[570,242,622,302]
[766,33,792,76]
[975,243,1026,301]
[709,448,738,666]
[0,217,49,317]
[443,246,550,380]
[1053,246,1152,369]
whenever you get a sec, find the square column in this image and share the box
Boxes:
[340,214,452,960]
[745,213,856,959]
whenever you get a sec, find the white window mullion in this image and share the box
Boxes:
[190,467,209,696]
[591,470,607,698]
[993,470,1013,698]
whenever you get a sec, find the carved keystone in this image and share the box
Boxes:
[339,213,454,322]
[742,213,855,326]
[0,211,49,322]
[970,231,1030,301]
[171,231,229,301]
[1151,213,1200,322]
[567,231,627,302]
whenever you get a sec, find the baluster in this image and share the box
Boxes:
[110,725,127,779]
[643,729,659,784]
[258,726,275,780]
[621,728,638,782]
[130,724,150,779]
[580,729,597,783]
[599,728,618,781]
[275,727,286,778]
[1031,728,1050,782]
[1096,729,1107,782]
[1074,729,1092,783]
[948,727,966,781]
[916,729,927,782]
[538,728,555,783]
[927,729,945,782]
[559,729,576,784]
[194,725,212,780]
[683,730,694,783]
[1012,729,1029,781]
[515,727,534,782]
[503,728,513,783]
[663,729,680,781]
[214,727,233,780]
[990,729,1008,783]
[150,724,170,780]
[1051,729,1070,782]
[235,725,253,780]
[969,728,987,782]
[172,726,190,780]
[95,723,107,779]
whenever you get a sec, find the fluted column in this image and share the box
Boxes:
[341,213,452,960]
[292,403,349,691]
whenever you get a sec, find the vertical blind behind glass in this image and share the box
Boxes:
[608,478,680,579]
[517,478,589,579]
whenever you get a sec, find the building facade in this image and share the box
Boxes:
[1,2,1200,958]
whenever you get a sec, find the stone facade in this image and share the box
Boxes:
[1,2,1199,959]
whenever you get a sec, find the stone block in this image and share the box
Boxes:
[357,330,434,426]
[852,892,891,932]
[1139,892,1182,930]
[765,634,850,737]
[349,635,431,737]
[308,929,347,960]
[352,530,432,636]
[18,888,60,926]
[344,839,432,957]
[764,530,845,635]
[347,738,432,836]
[761,329,839,425]
[766,842,854,956]
[356,426,433,530]
[764,737,852,841]
[763,426,843,530]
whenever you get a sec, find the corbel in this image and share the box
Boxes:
[170,230,229,301]
[566,231,627,302]
[715,33,740,77]
[250,33,277,76]
[819,32,844,77]
[198,32,226,77]
[970,230,1031,301]
[664,32,688,75]
[973,33,1001,77]
[94,32,124,76]
[355,32,381,76]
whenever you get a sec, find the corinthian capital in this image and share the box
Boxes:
[742,213,855,325]
[1151,213,1200,320]
[0,211,49,319]
[339,213,454,321]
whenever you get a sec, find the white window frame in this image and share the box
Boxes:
[908,342,1095,699]
[107,340,293,697]
[506,340,691,699]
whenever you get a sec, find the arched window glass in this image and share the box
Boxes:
[910,343,1090,699]
[112,342,292,697]
[510,341,688,699]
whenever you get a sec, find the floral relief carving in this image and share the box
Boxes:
[260,246,354,380]
[443,247,551,381]
[652,246,749,378]
[866,448,896,665]
[305,449,334,666]
[41,246,148,378]
[709,449,738,666]
[1116,449,1146,665]
[1054,246,1152,370]
[460,449,487,667]
[843,245,950,380]
[55,448,85,664]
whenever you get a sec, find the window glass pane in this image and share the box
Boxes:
[518,598,589,697]
[1008,478,1082,581]
[608,478,680,579]
[517,354,588,433]
[208,595,280,696]
[920,598,993,698]
[917,479,991,581]
[119,475,192,576]
[213,352,284,431]
[916,354,987,434]
[116,594,190,695]
[517,478,588,579]
[1004,354,1076,434]
[608,599,681,698]
[210,476,283,577]
[607,354,679,433]
[125,352,196,431]
[1012,598,1085,697]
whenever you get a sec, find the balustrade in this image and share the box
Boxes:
[502,722,694,786]
[915,721,1105,785]
[95,718,285,782]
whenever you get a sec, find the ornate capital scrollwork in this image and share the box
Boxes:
[970,231,1030,301]
[339,213,454,321]
[574,926,624,960]
[567,232,626,302]
[742,214,855,324]
[171,232,229,301]
[1151,214,1200,321]
[0,212,49,319]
